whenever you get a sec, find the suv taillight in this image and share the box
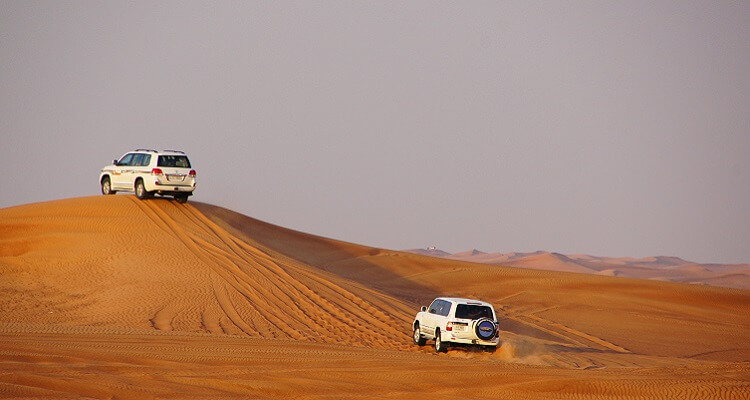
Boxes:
[151,168,163,175]
[446,322,453,331]
[189,170,196,177]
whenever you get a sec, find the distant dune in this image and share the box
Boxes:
[2,196,749,399]
[404,248,750,290]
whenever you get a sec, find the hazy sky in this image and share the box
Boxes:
[2,1,749,263]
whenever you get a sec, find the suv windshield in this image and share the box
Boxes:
[455,304,493,320]
[158,155,191,168]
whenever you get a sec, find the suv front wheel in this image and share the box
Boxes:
[413,325,426,346]
[101,177,115,195]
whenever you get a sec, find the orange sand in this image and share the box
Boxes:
[1,196,749,399]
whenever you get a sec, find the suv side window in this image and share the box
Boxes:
[438,300,452,317]
[132,154,146,167]
[118,153,135,166]
[132,154,151,166]
[428,299,440,314]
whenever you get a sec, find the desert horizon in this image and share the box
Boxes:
[407,248,750,291]
[1,195,748,399]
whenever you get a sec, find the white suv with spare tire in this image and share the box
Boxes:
[100,149,196,203]
[413,297,500,353]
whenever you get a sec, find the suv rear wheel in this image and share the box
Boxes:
[135,179,150,200]
[434,328,447,353]
[175,194,189,204]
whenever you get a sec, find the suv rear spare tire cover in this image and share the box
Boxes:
[475,318,496,340]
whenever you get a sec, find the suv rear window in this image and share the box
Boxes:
[455,304,493,320]
[158,155,191,168]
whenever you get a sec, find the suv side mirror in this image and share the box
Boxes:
[113,159,119,166]
[420,306,427,312]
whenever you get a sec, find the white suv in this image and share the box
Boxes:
[100,149,196,203]
[413,297,500,353]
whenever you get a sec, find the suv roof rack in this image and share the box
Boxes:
[134,148,158,153]
[161,149,185,154]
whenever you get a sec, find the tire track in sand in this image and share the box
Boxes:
[129,197,412,349]
[523,313,631,354]
[175,202,415,347]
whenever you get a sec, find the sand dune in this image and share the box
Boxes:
[0,196,411,348]
[413,248,750,290]
[1,196,749,399]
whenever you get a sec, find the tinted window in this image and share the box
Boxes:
[118,153,134,166]
[132,154,146,167]
[428,299,440,314]
[136,154,151,166]
[455,304,493,320]
[437,300,451,317]
[158,155,191,168]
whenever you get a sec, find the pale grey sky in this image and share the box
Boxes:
[2,1,748,263]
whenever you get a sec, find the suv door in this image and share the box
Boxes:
[111,153,135,189]
[435,300,452,332]
[422,299,442,338]
[129,153,151,188]
[452,303,494,340]
[157,154,193,186]
[426,299,454,338]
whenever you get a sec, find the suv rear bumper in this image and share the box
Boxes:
[147,181,196,193]
[445,336,500,347]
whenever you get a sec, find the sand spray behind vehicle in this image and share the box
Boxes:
[495,333,557,366]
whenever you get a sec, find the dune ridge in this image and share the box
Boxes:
[407,248,750,290]
[1,196,749,399]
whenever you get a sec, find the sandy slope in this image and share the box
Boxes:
[1,196,749,399]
